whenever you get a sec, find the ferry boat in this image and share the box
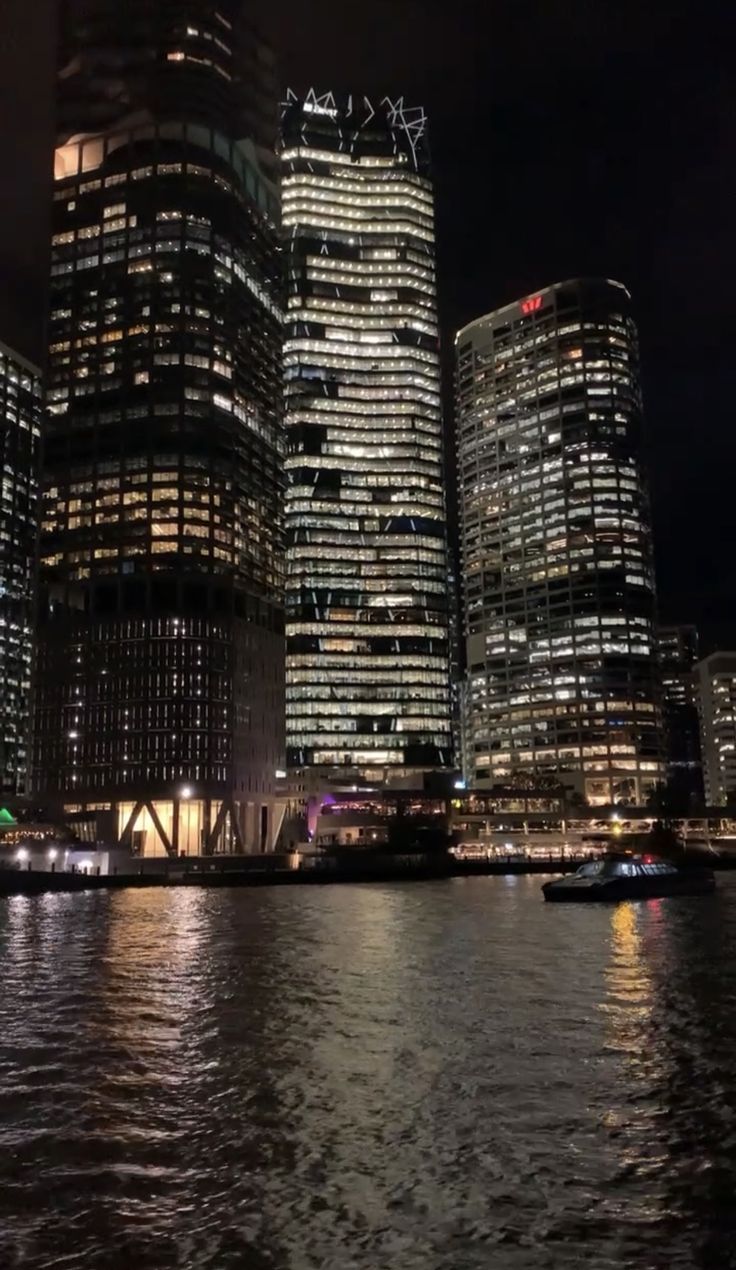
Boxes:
[542,855,716,902]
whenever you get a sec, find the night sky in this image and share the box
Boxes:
[2,0,734,646]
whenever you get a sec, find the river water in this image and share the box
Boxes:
[2,876,736,1269]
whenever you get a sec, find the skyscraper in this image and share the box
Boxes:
[695,652,736,806]
[35,1,285,854]
[281,90,451,784]
[0,341,42,796]
[456,278,663,805]
[658,624,703,805]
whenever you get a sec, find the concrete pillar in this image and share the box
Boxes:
[203,798,212,854]
[172,799,180,855]
[245,801,259,853]
[237,801,248,853]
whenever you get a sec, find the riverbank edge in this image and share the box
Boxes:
[1,854,731,897]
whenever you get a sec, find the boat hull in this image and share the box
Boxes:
[543,870,716,902]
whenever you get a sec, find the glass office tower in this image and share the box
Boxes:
[281,90,451,783]
[0,341,42,796]
[35,1,285,853]
[456,279,663,805]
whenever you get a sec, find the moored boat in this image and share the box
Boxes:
[542,855,715,902]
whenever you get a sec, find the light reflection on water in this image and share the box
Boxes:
[2,877,736,1268]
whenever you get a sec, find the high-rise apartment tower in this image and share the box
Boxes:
[696,652,736,806]
[0,341,42,796]
[35,1,284,853]
[658,624,703,806]
[281,90,451,784]
[456,278,663,805]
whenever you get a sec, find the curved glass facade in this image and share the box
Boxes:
[457,278,664,805]
[282,91,451,777]
[34,2,284,850]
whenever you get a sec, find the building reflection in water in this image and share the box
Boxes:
[600,891,736,1266]
[5,881,736,1267]
[83,891,212,1158]
[599,901,664,1242]
[645,888,736,1268]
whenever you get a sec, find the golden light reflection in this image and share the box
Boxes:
[599,901,664,1209]
[603,903,653,1034]
[77,890,213,1147]
[611,901,638,960]
[89,890,210,1055]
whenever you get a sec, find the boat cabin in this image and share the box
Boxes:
[576,857,676,880]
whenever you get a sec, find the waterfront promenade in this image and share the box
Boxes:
[0,852,585,896]
[2,845,731,897]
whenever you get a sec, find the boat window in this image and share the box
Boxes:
[598,861,632,877]
[581,858,681,880]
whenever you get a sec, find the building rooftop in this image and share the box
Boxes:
[455,277,631,343]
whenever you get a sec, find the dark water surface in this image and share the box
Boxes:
[2,877,736,1269]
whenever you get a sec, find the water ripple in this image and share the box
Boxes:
[2,878,736,1267]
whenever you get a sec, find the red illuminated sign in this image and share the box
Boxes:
[521,296,542,315]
